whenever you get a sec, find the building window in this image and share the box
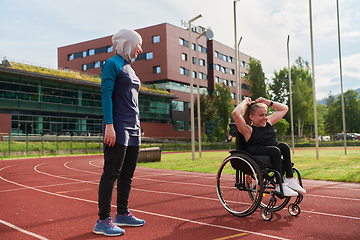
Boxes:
[231,93,236,99]
[63,68,68,71]
[199,59,205,66]
[172,100,184,111]
[145,52,153,60]
[89,49,95,56]
[182,53,187,61]
[223,80,228,86]
[192,43,196,51]
[94,61,101,68]
[179,38,189,47]
[107,46,113,53]
[192,71,196,78]
[215,64,220,71]
[82,51,87,58]
[152,35,160,43]
[82,64,87,71]
[68,54,75,61]
[199,72,203,79]
[180,67,185,75]
[153,66,161,74]
[174,121,185,131]
[215,77,219,83]
[192,57,196,64]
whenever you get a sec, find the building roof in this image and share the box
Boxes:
[0,62,175,98]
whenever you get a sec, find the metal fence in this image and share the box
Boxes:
[0,133,359,158]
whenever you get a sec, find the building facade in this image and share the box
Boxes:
[0,65,187,139]
[58,22,255,137]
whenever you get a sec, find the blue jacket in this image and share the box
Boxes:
[101,54,141,147]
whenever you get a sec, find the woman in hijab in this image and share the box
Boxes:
[93,29,145,237]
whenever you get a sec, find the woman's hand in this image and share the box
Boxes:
[243,97,252,106]
[255,97,271,106]
[104,124,116,147]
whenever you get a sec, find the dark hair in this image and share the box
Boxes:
[242,102,267,125]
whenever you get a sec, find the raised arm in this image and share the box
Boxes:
[232,97,253,141]
[255,97,288,125]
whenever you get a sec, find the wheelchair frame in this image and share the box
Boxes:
[216,124,304,221]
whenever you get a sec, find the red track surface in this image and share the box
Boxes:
[0,155,359,239]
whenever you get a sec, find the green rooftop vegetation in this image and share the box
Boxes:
[9,62,171,95]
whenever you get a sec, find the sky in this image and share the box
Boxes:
[0,0,359,100]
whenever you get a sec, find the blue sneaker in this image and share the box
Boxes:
[93,217,125,236]
[114,211,145,227]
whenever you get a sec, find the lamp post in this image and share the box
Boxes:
[196,30,207,158]
[308,0,319,159]
[233,0,241,105]
[189,14,202,161]
[336,0,347,154]
[287,35,295,154]
[237,36,242,102]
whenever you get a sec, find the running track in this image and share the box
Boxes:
[0,155,359,239]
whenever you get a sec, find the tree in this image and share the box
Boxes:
[335,89,360,133]
[245,57,269,100]
[194,92,216,136]
[324,92,338,136]
[271,57,313,137]
[212,83,235,141]
[273,118,290,137]
[316,103,326,136]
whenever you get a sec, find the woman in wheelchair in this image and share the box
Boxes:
[232,97,306,197]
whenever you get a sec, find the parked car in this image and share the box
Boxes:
[318,135,330,141]
[350,133,360,140]
[335,133,356,140]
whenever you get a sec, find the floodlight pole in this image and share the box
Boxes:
[189,14,202,161]
[238,36,242,102]
[196,30,207,158]
[287,35,295,154]
[233,0,241,105]
[336,0,347,154]
[309,0,319,159]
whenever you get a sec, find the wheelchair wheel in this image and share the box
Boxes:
[288,203,301,216]
[216,154,263,217]
[260,208,273,221]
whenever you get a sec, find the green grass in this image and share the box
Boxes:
[138,148,360,183]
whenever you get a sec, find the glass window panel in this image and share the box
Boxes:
[145,52,153,60]
[107,46,113,53]
[152,35,160,43]
[68,54,74,61]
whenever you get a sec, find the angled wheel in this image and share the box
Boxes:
[216,154,263,217]
[288,203,301,216]
[261,207,273,221]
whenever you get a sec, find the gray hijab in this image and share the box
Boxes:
[112,29,142,63]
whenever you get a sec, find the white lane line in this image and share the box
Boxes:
[0,168,287,240]
[52,162,360,221]
[65,161,360,202]
[0,219,49,240]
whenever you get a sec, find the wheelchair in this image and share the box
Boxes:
[216,123,304,221]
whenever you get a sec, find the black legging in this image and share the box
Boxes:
[253,142,293,180]
[98,143,140,220]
